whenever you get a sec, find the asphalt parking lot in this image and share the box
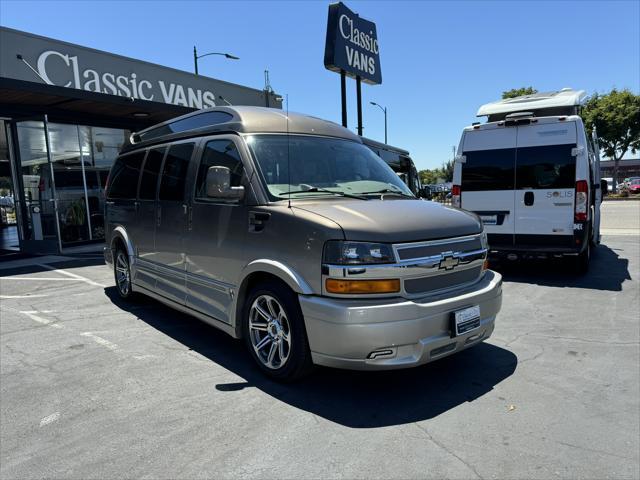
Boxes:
[1,201,639,479]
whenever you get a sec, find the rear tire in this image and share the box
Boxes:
[573,239,591,275]
[242,282,313,382]
[114,248,135,299]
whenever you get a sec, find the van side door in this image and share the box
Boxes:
[133,146,166,291]
[105,150,145,253]
[154,141,196,305]
[460,126,517,247]
[514,121,577,242]
[185,136,250,324]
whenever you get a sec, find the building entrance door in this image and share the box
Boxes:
[12,118,60,253]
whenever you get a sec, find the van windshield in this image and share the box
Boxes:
[246,135,414,199]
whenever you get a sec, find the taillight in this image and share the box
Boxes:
[452,184,461,208]
[575,180,588,222]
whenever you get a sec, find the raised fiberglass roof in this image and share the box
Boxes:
[476,88,587,117]
[127,106,360,151]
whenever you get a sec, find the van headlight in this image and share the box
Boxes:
[323,240,395,265]
[480,230,488,249]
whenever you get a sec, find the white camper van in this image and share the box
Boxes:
[452,89,605,273]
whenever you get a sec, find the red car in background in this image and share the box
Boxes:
[628,179,640,194]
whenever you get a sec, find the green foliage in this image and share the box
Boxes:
[583,88,640,162]
[440,160,454,182]
[419,159,454,185]
[419,169,439,185]
[502,87,538,99]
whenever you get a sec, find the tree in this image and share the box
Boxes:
[440,159,454,182]
[502,87,538,99]
[419,169,439,185]
[583,89,640,191]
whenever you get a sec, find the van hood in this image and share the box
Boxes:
[292,198,482,243]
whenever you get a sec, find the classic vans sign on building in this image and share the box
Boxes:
[324,2,382,85]
[0,27,278,109]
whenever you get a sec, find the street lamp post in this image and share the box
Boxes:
[193,46,239,75]
[370,101,387,144]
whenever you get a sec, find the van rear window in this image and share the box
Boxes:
[462,148,515,191]
[515,144,576,189]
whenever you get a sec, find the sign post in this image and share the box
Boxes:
[324,2,381,134]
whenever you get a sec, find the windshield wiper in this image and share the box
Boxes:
[360,188,414,198]
[278,187,368,200]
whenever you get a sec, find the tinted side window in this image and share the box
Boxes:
[107,151,145,199]
[516,144,576,189]
[158,143,194,201]
[139,147,165,200]
[462,148,515,191]
[195,140,243,199]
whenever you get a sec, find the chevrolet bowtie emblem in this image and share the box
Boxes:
[439,255,460,271]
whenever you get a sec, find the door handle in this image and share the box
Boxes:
[524,191,534,206]
[249,211,270,232]
[156,205,162,227]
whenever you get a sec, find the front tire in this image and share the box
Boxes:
[242,282,313,382]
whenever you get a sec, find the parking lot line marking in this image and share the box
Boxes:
[0,294,49,299]
[80,332,119,351]
[0,277,80,281]
[36,263,107,288]
[19,310,62,329]
[39,412,60,427]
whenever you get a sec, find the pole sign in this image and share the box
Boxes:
[324,2,382,85]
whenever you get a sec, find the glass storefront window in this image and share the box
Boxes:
[13,119,128,250]
[16,121,58,242]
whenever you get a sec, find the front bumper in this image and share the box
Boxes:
[299,270,502,370]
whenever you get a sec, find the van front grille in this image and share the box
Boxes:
[396,237,483,261]
[404,266,483,294]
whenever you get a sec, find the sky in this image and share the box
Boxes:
[1,0,638,170]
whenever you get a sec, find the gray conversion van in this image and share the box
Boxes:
[104,106,502,381]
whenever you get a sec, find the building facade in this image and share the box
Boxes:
[600,158,640,181]
[0,27,280,254]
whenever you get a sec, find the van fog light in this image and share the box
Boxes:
[326,278,400,294]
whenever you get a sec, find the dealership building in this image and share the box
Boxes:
[0,26,280,255]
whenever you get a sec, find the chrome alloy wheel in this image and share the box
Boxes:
[115,251,131,296]
[248,294,291,369]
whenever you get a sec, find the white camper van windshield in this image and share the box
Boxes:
[247,135,414,200]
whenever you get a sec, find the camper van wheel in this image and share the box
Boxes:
[243,282,313,382]
[114,248,134,299]
[573,238,591,275]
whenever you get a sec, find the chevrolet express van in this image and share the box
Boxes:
[452,89,604,273]
[104,106,502,381]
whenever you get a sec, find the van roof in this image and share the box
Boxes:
[477,88,587,117]
[123,106,361,152]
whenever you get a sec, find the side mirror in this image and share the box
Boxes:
[206,166,245,200]
[600,179,608,194]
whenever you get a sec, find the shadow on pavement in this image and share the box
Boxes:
[494,243,630,292]
[105,286,517,428]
